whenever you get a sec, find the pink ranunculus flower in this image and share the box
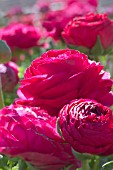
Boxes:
[17,49,113,116]
[58,99,113,156]
[42,1,96,40]
[0,23,42,50]
[0,61,19,92]
[0,104,80,170]
[62,13,113,50]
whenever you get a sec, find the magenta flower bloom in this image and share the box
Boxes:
[0,61,19,92]
[42,2,96,40]
[0,104,80,170]
[62,13,113,50]
[17,49,113,116]
[0,23,41,50]
[58,99,113,156]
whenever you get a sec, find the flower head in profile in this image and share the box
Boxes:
[58,99,113,156]
[62,13,113,53]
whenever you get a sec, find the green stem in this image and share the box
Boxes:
[92,156,100,170]
[81,160,91,170]
[0,74,4,109]
[77,160,91,170]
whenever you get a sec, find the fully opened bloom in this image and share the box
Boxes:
[62,13,113,50]
[17,49,113,115]
[0,23,41,50]
[58,99,113,156]
[0,104,80,170]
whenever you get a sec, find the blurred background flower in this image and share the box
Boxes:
[0,61,19,93]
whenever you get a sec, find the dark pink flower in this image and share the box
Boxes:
[62,13,113,50]
[0,61,19,92]
[0,104,80,170]
[58,99,113,156]
[88,0,98,6]
[0,23,42,50]
[42,1,96,40]
[17,49,113,116]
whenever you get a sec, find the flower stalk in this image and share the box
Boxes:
[0,74,4,109]
[77,157,100,170]
[77,159,91,170]
[92,156,100,170]
[81,159,91,170]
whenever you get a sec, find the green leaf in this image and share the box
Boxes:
[101,160,113,170]
[62,164,73,170]
[72,148,94,161]
[0,40,12,64]
[12,164,19,170]
[26,162,38,170]
[18,160,27,170]
[90,36,104,56]
[56,119,63,137]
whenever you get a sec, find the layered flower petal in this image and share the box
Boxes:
[0,104,80,170]
[0,23,42,50]
[17,49,113,116]
[58,99,113,156]
[62,13,113,50]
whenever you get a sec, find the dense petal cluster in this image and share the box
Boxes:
[0,104,80,170]
[0,23,41,49]
[58,99,113,156]
[0,0,113,168]
[62,13,113,49]
[17,49,113,115]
